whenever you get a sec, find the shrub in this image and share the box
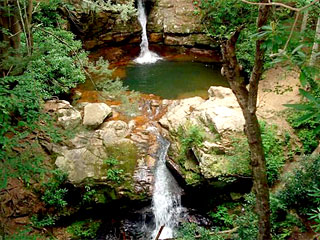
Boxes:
[276,155,320,214]
[67,219,101,240]
[41,170,68,208]
[260,122,286,186]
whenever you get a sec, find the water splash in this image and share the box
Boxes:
[151,135,183,239]
[135,0,161,64]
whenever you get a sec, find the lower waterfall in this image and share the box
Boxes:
[151,134,183,239]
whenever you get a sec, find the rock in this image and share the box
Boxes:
[159,87,249,186]
[71,0,216,50]
[83,103,112,128]
[44,100,82,129]
[149,33,163,43]
[98,120,130,145]
[160,88,244,134]
[159,97,205,130]
[55,147,106,184]
[164,34,212,46]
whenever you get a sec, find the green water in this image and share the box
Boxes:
[123,61,229,99]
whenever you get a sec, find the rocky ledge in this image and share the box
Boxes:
[69,0,213,50]
[159,87,252,188]
[42,100,161,201]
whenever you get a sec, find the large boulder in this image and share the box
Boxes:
[160,87,250,187]
[83,103,112,128]
[160,87,245,135]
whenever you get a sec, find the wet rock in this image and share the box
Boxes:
[83,103,112,128]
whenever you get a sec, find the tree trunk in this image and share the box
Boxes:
[220,3,271,240]
[300,10,309,33]
[310,16,320,66]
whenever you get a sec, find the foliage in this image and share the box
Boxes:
[225,134,251,177]
[104,157,124,184]
[225,122,287,185]
[175,124,205,183]
[276,155,320,214]
[308,207,320,233]
[260,122,287,185]
[177,124,204,157]
[176,223,223,240]
[199,0,258,74]
[270,194,304,240]
[80,0,137,21]
[286,88,320,154]
[307,186,320,232]
[31,214,57,228]
[209,205,235,229]
[67,219,101,240]
[5,228,43,240]
[234,193,258,240]
[93,59,140,117]
[0,0,87,189]
[41,170,68,208]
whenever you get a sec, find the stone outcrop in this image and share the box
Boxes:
[160,86,245,134]
[71,0,213,50]
[159,87,250,186]
[42,100,162,201]
[148,0,212,46]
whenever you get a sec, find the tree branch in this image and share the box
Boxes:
[241,0,319,12]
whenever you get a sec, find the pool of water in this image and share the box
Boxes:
[122,61,228,99]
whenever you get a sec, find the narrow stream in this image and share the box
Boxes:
[151,134,184,239]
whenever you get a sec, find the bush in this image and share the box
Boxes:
[67,219,101,240]
[260,122,287,186]
[276,155,320,214]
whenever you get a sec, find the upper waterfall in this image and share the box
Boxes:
[134,0,162,64]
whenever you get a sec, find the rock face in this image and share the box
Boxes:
[159,87,250,187]
[148,0,212,46]
[71,0,213,49]
[160,87,245,134]
[42,99,163,201]
[83,103,112,128]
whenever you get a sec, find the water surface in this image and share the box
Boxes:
[123,61,228,99]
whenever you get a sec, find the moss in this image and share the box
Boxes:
[104,141,138,177]
[185,171,203,186]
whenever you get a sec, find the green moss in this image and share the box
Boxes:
[104,141,138,176]
[185,171,203,186]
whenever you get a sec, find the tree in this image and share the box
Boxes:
[220,2,271,239]
[200,0,320,239]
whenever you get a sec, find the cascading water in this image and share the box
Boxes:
[135,0,161,64]
[151,134,183,239]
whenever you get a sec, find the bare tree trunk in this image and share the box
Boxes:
[221,3,271,240]
[310,16,320,66]
[300,10,309,33]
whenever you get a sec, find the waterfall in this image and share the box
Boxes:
[151,134,183,239]
[135,0,161,64]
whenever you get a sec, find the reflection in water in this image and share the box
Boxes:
[123,61,229,99]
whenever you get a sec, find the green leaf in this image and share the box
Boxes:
[284,103,314,111]
[295,112,316,123]
[299,89,318,104]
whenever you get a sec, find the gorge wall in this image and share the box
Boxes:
[70,0,213,50]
